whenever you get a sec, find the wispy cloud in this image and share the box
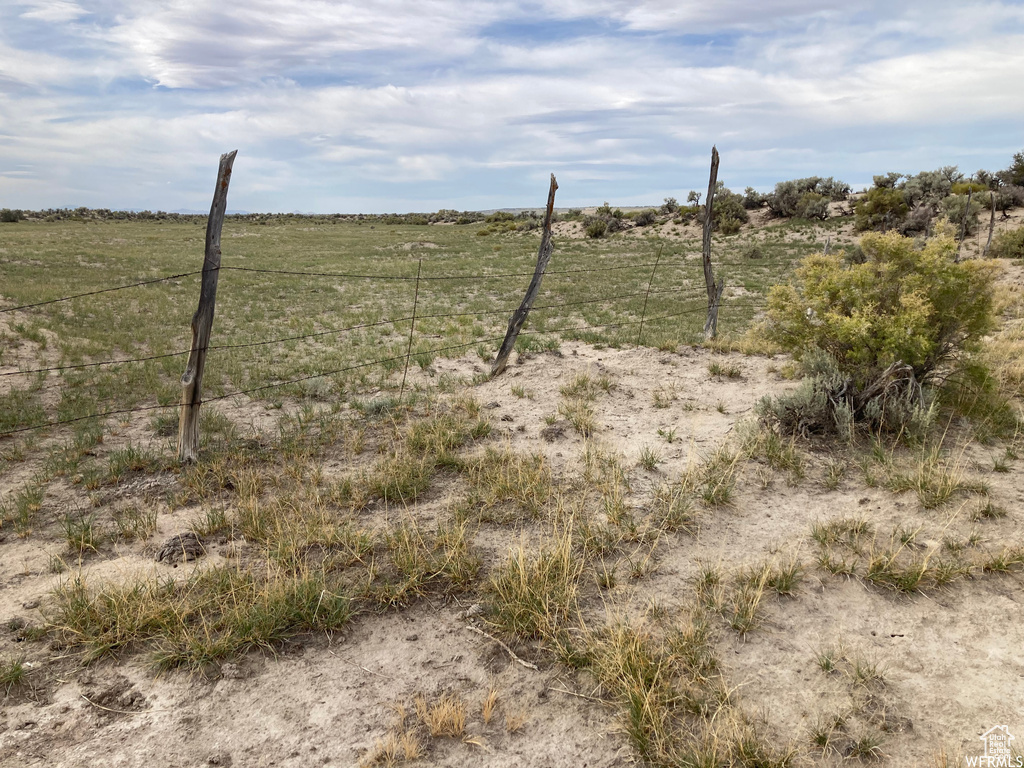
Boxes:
[18,1,89,23]
[1,1,1022,211]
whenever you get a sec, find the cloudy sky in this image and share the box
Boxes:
[2,1,1023,213]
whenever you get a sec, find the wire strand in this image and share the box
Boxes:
[0,286,708,377]
[220,261,665,281]
[0,270,207,313]
[0,302,768,438]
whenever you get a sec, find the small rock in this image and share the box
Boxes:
[540,423,565,442]
[220,663,246,680]
[405,634,419,642]
[21,600,40,610]
[501,414,514,422]
[155,532,206,564]
[485,401,501,409]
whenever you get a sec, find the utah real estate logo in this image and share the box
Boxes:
[966,726,1023,767]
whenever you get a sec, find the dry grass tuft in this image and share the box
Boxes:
[486,526,583,639]
[415,690,468,737]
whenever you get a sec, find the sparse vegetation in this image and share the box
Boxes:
[3,183,1023,767]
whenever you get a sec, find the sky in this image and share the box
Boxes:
[1,1,1024,213]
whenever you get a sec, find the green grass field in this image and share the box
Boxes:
[0,215,833,439]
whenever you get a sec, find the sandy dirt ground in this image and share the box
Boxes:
[2,333,1023,768]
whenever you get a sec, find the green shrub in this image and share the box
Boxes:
[661,197,678,214]
[717,215,743,235]
[762,232,997,437]
[0,208,22,223]
[990,226,1024,259]
[756,353,856,439]
[633,209,657,226]
[706,183,748,231]
[1001,150,1024,187]
[902,170,952,207]
[584,217,607,239]
[795,191,829,220]
[841,243,866,265]
[768,177,849,218]
[675,204,700,221]
[993,185,1024,215]
[819,177,852,201]
[768,179,810,217]
[940,194,982,237]
[855,187,908,231]
[873,171,904,189]
[901,203,935,235]
[743,187,767,209]
[951,181,988,195]
[766,231,996,390]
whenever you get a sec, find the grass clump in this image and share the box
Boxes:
[362,730,423,766]
[0,387,47,435]
[61,509,102,554]
[486,527,582,639]
[2,481,46,536]
[637,445,663,472]
[739,422,805,483]
[366,451,433,504]
[1,655,28,695]
[461,446,552,522]
[650,482,699,534]
[414,691,468,737]
[50,567,353,671]
[372,519,480,608]
[691,445,741,507]
[583,612,795,767]
[559,399,596,437]
[809,521,994,592]
[884,444,969,508]
[989,224,1024,259]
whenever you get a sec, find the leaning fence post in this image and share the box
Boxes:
[490,174,558,377]
[178,150,237,463]
[701,146,722,341]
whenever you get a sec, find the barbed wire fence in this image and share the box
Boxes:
[0,163,767,456]
[0,268,766,438]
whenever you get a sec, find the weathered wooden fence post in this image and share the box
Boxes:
[178,150,237,463]
[701,146,723,341]
[983,191,995,257]
[490,174,558,377]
